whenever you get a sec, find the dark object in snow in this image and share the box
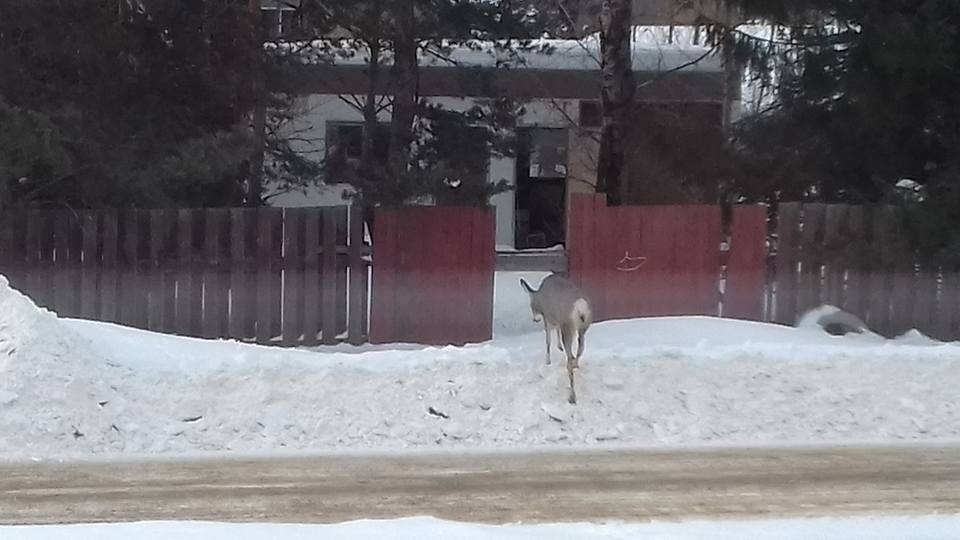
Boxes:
[71,426,84,439]
[427,406,449,419]
[182,415,203,423]
[797,305,870,336]
[111,424,120,432]
[98,400,109,408]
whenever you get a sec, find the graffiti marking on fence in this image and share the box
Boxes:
[615,252,648,272]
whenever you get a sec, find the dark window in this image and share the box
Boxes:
[325,122,390,164]
[515,127,568,249]
[526,127,568,179]
[579,101,601,128]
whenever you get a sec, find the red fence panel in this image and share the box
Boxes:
[567,194,723,321]
[725,205,768,320]
[370,206,495,346]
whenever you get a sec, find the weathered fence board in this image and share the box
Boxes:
[370,206,495,346]
[567,194,728,321]
[772,202,801,324]
[347,207,367,345]
[0,206,369,346]
[771,202,960,340]
[725,205,768,320]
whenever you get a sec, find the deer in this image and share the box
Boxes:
[520,274,593,404]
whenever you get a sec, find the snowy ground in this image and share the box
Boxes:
[5,515,960,540]
[2,273,960,459]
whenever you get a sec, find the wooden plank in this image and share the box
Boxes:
[0,210,14,285]
[912,264,938,336]
[335,207,349,336]
[147,210,166,331]
[176,209,195,336]
[495,251,567,272]
[159,209,178,334]
[321,208,338,344]
[369,209,399,344]
[118,209,140,327]
[402,208,428,342]
[347,206,366,345]
[301,209,321,346]
[434,207,457,344]
[701,206,724,315]
[887,209,914,337]
[772,202,801,324]
[945,267,960,341]
[796,203,826,316]
[842,206,868,320]
[0,209,25,292]
[866,206,896,335]
[281,208,304,346]
[725,205,767,320]
[475,207,496,343]
[271,210,284,340]
[52,210,71,316]
[61,210,83,317]
[202,209,229,339]
[822,204,848,307]
[79,211,99,319]
[23,211,41,307]
[228,208,253,340]
[99,210,119,323]
[38,211,57,310]
[254,208,273,344]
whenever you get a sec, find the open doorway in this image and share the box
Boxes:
[514,127,568,249]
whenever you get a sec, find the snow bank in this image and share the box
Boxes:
[0,276,121,453]
[2,274,960,459]
[4,515,960,540]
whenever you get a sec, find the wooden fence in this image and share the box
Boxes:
[0,206,370,345]
[772,202,960,340]
[370,206,495,346]
[567,194,767,322]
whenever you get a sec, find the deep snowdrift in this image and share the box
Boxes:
[2,274,960,459]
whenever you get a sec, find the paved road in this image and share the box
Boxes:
[2,444,960,525]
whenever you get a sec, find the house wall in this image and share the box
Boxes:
[267,94,585,249]
[267,92,725,248]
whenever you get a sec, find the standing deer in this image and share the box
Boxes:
[520,274,593,404]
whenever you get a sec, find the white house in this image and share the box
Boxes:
[265,32,732,249]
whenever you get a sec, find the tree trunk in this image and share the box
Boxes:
[361,36,381,165]
[360,6,382,234]
[596,0,632,206]
[247,0,266,207]
[387,0,418,196]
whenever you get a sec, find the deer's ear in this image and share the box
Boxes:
[519,278,534,294]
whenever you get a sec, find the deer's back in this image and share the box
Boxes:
[536,274,591,326]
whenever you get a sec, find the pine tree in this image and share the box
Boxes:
[295,0,545,207]
[0,0,313,208]
[716,0,960,262]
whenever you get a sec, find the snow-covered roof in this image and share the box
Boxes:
[271,34,722,73]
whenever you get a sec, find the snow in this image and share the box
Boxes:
[270,35,722,73]
[4,515,960,540]
[2,272,960,460]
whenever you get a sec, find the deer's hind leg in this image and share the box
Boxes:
[561,326,576,404]
[543,320,552,365]
[573,327,586,369]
